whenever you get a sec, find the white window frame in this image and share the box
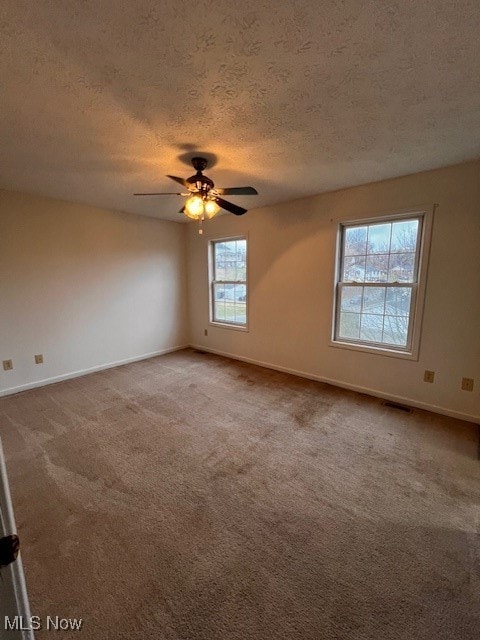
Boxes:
[331,206,434,360]
[209,235,248,331]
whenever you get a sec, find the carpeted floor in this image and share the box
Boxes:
[0,348,479,639]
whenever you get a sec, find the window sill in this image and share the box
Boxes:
[330,339,419,361]
[209,321,249,333]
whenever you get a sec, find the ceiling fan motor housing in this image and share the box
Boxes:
[191,157,208,172]
[188,157,214,193]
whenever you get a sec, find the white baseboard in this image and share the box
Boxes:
[0,345,189,398]
[3,342,477,425]
[190,344,480,425]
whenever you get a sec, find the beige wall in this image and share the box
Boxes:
[0,190,188,394]
[187,161,480,422]
[2,162,479,421]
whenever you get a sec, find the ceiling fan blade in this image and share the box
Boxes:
[134,192,183,196]
[215,196,247,216]
[166,175,191,189]
[214,186,258,196]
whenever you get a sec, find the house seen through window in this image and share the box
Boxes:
[334,215,425,353]
[210,238,247,327]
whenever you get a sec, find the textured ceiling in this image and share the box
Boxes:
[1,1,480,222]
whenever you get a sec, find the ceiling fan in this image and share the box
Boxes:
[134,157,258,233]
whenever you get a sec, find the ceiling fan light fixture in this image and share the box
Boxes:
[204,199,220,219]
[134,157,256,230]
[184,195,204,219]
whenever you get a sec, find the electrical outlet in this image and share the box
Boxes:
[204,329,208,336]
[2,360,13,371]
[34,354,44,364]
[461,377,474,392]
[424,370,435,383]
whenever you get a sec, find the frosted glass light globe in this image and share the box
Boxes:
[184,195,204,219]
[204,199,220,219]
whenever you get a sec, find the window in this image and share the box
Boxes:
[210,237,247,328]
[333,211,431,357]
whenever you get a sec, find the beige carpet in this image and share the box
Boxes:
[0,349,479,639]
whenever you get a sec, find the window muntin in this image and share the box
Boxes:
[335,216,423,352]
[210,238,247,327]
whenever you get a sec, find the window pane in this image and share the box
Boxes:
[343,256,366,282]
[235,284,247,302]
[236,264,246,281]
[221,284,237,323]
[215,240,237,279]
[222,284,235,300]
[214,304,226,322]
[339,312,360,339]
[336,215,422,352]
[363,287,386,314]
[236,239,247,261]
[388,253,415,282]
[391,219,419,253]
[385,287,411,317]
[212,239,247,326]
[340,286,363,312]
[382,315,408,346]
[365,254,389,282]
[235,308,247,324]
[214,242,227,280]
[234,285,247,323]
[225,259,236,280]
[344,226,367,256]
[235,240,247,281]
[213,284,226,321]
[224,301,236,323]
[214,240,247,282]
[360,314,383,342]
[214,283,226,299]
[367,223,391,254]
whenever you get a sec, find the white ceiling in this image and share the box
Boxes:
[1,1,479,222]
